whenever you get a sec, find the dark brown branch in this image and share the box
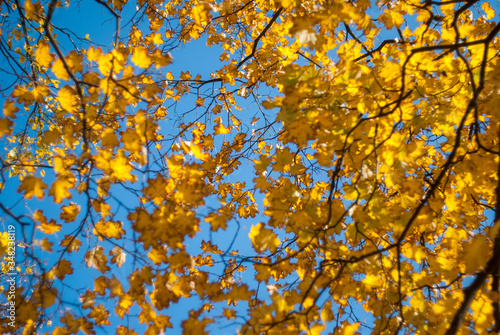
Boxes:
[444,22,500,335]
[344,23,370,54]
[296,51,322,68]
[0,202,31,226]
[236,7,283,69]
[94,0,121,48]
[353,39,397,62]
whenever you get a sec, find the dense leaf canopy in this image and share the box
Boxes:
[1,0,500,334]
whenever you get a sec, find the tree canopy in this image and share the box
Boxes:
[1,0,500,334]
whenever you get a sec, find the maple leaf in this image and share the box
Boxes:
[205,211,231,231]
[110,151,135,182]
[36,219,62,234]
[121,127,143,153]
[100,128,119,149]
[249,223,280,253]
[151,49,173,68]
[34,286,58,308]
[57,86,79,113]
[40,128,62,145]
[181,140,211,161]
[3,100,19,117]
[59,202,80,223]
[213,116,231,135]
[182,311,214,334]
[192,3,212,27]
[52,58,69,80]
[55,259,74,280]
[340,322,360,335]
[116,295,134,319]
[88,304,110,326]
[66,51,83,73]
[18,176,47,200]
[132,46,152,69]
[85,246,111,273]
[60,235,82,253]
[116,326,137,335]
[35,41,54,67]
[11,85,34,104]
[94,219,125,240]
[0,118,14,137]
[86,46,102,62]
[60,313,80,333]
[49,176,74,203]
[464,235,490,272]
[0,232,10,259]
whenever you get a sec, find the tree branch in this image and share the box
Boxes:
[236,7,283,69]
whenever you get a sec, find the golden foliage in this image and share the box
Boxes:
[1,0,500,334]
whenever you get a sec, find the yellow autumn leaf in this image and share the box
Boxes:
[109,246,127,268]
[192,3,212,26]
[11,85,34,104]
[35,41,54,68]
[110,151,135,182]
[57,86,79,113]
[321,301,334,323]
[49,176,74,203]
[36,219,62,234]
[0,118,13,137]
[60,235,82,253]
[55,259,73,280]
[116,295,134,319]
[249,223,280,253]
[482,2,495,20]
[86,46,102,62]
[24,0,44,22]
[0,232,10,258]
[205,211,229,231]
[195,96,205,106]
[36,286,58,308]
[18,176,47,199]
[85,246,110,273]
[340,322,360,335]
[131,46,152,69]
[39,128,62,145]
[190,142,211,161]
[52,57,69,80]
[147,246,167,265]
[60,313,81,333]
[32,85,50,103]
[66,50,83,73]
[88,304,110,326]
[464,235,489,273]
[363,273,382,287]
[108,276,124,297]
[213,116,231,135]
[39,237,54,251]
[308,324,325,335]
[121,127,143,153]
[3,100,19,117]
[59,202,80,223]
[100,128,119,149]
[151,49,173,68]
[94,219,125,240]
